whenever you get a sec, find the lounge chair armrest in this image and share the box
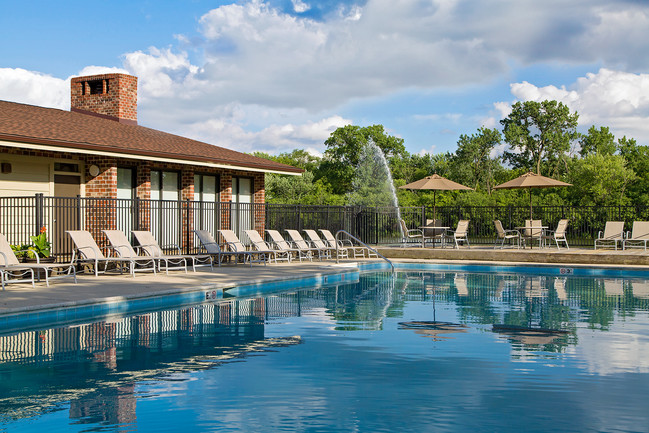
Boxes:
[597,230,603,239]
[0,251,8,266]
[161,243,182,254]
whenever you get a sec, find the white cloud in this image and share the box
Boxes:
[0,68,68,109]
[503,68,649,143]
[291,0,310,13]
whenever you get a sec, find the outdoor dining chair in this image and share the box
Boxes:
[399,219,425,247]
[445,220,470,249]
[0,233,76,289]
[522,219,543,248]
[594,221,625,250]
[265,229,311,262]
[132,231,212,273]
[541,219,569,249]
[623,221,649,250]
[493,220,523,249]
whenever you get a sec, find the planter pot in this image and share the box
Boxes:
[22,256,56,264]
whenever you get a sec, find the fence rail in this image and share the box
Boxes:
[1,194,646,262]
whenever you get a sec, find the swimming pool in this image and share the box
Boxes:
[1,267,648,432]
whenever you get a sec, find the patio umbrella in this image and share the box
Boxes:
[399,174,473,220]
[493,172,571,220]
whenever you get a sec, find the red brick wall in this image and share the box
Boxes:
[71,73,138,123]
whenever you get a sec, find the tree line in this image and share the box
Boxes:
[254,100,647,209]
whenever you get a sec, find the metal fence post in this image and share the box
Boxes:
[134,197,140,231]
[185,198,191,255]
[35,193,44,232]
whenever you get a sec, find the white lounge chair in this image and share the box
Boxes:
[219,230,268,265]
[132,231,212,273]
[102,230,158,275]
[266,230,310,261]
[0,233,76,289]
[594,221,625,250]
[68,230,151,277]
[319,229,372,258]
[245,229,290,263]
[623,221,649,250]
[445,220,470,249]
[493,220,522,249]
[195,230,248,266]
[542,219,569,249]
[303,229,335,259]
[285,229,326,260]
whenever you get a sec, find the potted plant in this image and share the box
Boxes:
[24,226,54,263]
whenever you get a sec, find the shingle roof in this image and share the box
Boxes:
[0,99,302,174]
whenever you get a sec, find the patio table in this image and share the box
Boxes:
[515,225,548,249]
[419,226,450,248]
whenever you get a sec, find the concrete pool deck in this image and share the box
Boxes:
[1,245,648,316]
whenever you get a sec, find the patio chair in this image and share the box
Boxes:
[219,230,268,265]
[245,229,290,263]
[0,233,76,289]
[623,221,649,250]
[594,221,625,250]
[132,231,212,273]
[266,229,311,262]
[445,220,470,249]
[102,230,159,274]
[399,219,425,247]
[423,219,446,247]
[303,229,335,259]
[68,229,152,277]
[195,230,249,266]
[319,229,371,258]
[285,229,327,260]
[493,220,523,249]
[522,219,543,248]
[541,219,569,249]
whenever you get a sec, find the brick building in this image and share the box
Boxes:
[0,73,301,255]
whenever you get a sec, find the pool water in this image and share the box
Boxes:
[1,270,649,432]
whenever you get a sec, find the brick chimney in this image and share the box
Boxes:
[70,73,138,125]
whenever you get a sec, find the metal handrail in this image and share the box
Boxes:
[335,230,394,273]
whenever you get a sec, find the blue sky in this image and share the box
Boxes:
[1,0,648,156]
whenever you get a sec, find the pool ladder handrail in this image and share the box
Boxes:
[335,230,394,273]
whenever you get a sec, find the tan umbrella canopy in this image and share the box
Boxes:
[493,172,572,220]
[399,174,473,220]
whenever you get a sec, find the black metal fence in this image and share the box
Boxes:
[2,194,648,262]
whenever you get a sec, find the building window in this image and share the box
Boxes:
[194,174,219,202]
[150,170,179,201]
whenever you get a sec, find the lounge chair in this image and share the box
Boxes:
[195,230,248,266]
[0,233,76,289]
[266,229,311,262]
[245,229,289,263]
[219,230,268,265]
[319,229,370,258]
[399,219,425,247]
[68,230,151,277]
[493,220,523,249]
[623,221,649,250]
[445,220,470,248]
[102,230,158,274]
[542,219,569,249]
[285,229,326,260]
[594,221,625,250]
[303,229,335,259]
[521,219,543,248]
[132,231,212,273]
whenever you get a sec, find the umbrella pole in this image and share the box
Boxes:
[529,188,533,220]
[433,191,437,221]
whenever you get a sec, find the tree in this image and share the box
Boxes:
[501,100,579,176]
[319,125,406,195]
[579,126,616,157]
[451,127,502,193]
[617,136,649,205]
[567,154,636,206]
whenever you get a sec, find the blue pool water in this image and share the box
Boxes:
[1,269,649,432]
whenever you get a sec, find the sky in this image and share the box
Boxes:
[1,0,648,157]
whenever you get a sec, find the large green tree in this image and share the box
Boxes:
[319,124,406,195]
[579,126,616,157]
[501,100,579,176]
[450,127,502,193]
